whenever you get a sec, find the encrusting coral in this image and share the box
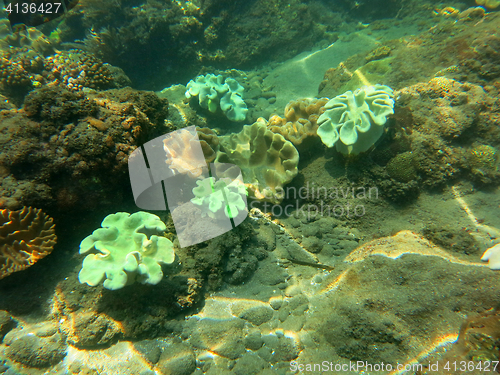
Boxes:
[0,206,57,279]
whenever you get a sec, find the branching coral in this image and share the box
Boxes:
[0,207,57,279]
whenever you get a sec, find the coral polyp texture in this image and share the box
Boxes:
[78,212,175,290]
[0,207,57,279]
[185,73,248,122]
[267,98,328,145]
[216,118,299,203]
[317,84,395,155]
[191,177,248,219]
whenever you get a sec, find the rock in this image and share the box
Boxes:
[254,262,288,286]
[0,310,16,341]
[232,352,268,375]
[190,319,245,359]
[237,305,274,326]
[4,321,66,368]
[59,311,123,348]
[157,342,196,375]
[244,331,263,351]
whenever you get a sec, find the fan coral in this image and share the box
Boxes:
[78,212,175,290]
[268,98,328,145]
[317,84,394,155]
[0,207,57,279]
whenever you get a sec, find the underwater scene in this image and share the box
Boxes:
[1,0,500,374]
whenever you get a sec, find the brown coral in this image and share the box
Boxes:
[268,98,328,145]
[0,207,57,279]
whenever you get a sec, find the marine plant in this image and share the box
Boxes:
[78,212,175,290]
[316,84,395,155]
[185,73,248,122]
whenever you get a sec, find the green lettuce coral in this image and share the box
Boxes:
[78,212,175,290]
[185,73,248,122]
[317,84,394,155]
[191,177,248,219]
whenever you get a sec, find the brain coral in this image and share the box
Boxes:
[0,207,57,279]
[216,118,299,203]
[317,84,394,155]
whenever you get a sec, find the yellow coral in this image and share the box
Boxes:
[475,0,500,8]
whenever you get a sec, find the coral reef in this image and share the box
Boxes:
[215,118,300,203]
[0,47,128,106]
[468,144,499,183]
[79,212,175,290]
[0,207,56,279]
[318,11,500,98]
[0,87,169,215]
[44,50,116,91]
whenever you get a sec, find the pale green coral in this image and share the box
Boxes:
[78,212,175,290]
[215,118,299,203]
[191,177,248,219]
[317,84,394,155]
[185,73,248,122]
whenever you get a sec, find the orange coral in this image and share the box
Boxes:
[163,128,208,178]
[268,98,328,145]
[0,207,57,279]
